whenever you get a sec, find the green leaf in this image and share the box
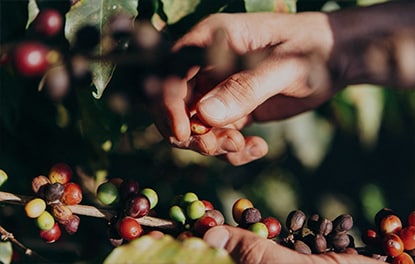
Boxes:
[245,0,297,13]
[104,235,234,264]
[160,0,200,24]
[65,0,138,98]
[0,241,12,264]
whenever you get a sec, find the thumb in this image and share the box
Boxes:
[203,225,299,264]
[196,58,298,127]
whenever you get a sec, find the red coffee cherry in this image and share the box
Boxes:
[13,42,50,77]
[261,216,282,239]
[408,211,415,227]
[193,216,217,237]
[117,216,143,241]
[399,226,415,251]
[391,252,414,264]
[32,9,63,37]
[125,194,150,218]
[49,162,72,184]
[382,233,404,257]
[380,214,402,234]
[62,182,83,205]
[39,222,61,243]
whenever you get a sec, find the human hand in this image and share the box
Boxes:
[147,12,336,165]
[203,225,385,264]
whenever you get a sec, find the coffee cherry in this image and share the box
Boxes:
[286,210,306,232]
[204,210,225,225]
[0,169,7,187]
[32,9,63,37]
[201,200,214,211]
[248,222,269,239]
[44,182,64,203]
[190,115,211,135]
[169,205,186,224]
[408,211,415,227]
[329,232,350,252]
[31,175,51,194]
[391,252,414,264]
[52,203,73,224]
[13,42,50,77]
[182,192,199,206]
[125,194,150,218]
[375,208,395,227]
[36,211,55,231]
[293,240,312,255]
[399,226,415,251]
[64,214,80,235]
[49,162,72,184]
[240,207,262,227]
[25,198,46,218]
[382,233,404,257]
[311,234,327,254]
[232,198,254,224]
[119,179,139,200]
[187,200,205,220]
[193,216,217,237]
[261,216,282,239]
[97,181,119,205]
[362,228,381,249]
[140,188,158,210]
[380,214,402,234]
[308,214,332,236]
[332,214,353,233]
[39,222,61,243]
[117,216,143,241]
[62,182,82,205]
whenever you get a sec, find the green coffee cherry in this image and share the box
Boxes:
[97,182,119,205]
[141,188,158,210]
[25,198,47,218]
[182,192,198,206]
[187,200,205,220]
[36,211,55,231]
[170,205,186,224]
[0,169,8,187]
[248,222,269,239]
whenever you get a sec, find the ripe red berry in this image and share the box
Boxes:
[382,233,404,257]
[380,214,403,234]
[62,182,83,205]
[391,252,414,264]
[408,211,415,227]
[201,200,214,211]
[39,222,61,243]
[399,226,415,251]
[33,9,63,37]
[361,228,381,248]
[117,217,143,241]
[125,195,150,218]
[49,162,72,184]
[193,216,217,237]
[13,42,49,77]
[262,216,282,239]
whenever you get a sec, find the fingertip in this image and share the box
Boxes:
[203,225,230,249]
[225,137,268,166]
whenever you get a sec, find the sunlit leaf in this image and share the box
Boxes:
[245,0,297,13]
[160,0,200,24]
[0,241,12,264]
[104,235,234,264]
[65,0,138,98]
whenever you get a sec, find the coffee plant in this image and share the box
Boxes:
[1,0,415,263]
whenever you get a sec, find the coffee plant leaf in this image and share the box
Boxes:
[65,0,138,98]
[104,235,234,264]
[159,0,200,25]
[244,0,297,13]
[0,241,12,264]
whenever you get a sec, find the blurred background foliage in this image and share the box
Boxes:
[0,0,414,263]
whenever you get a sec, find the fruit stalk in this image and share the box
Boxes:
[0,191,177,229]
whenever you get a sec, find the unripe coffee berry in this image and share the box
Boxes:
[232,198,254,224]
[36,211,55,231]
[140,188,158,210]
[169,205,186,224]
[248,222,269,239]
[187,200,205,220]
[25,198,47,218]
[97,181,119,205]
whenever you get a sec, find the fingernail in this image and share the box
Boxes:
[203,226,230,249]
[248,143,263,158]
[199,97,227,122]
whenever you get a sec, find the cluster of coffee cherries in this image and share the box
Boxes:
[278,210,356,255]
[360,208,415,264]
[25,162,82,243]
[168,192,225,238]
[96,179,158,244]
[231,198,282,240]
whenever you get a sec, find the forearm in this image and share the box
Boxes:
[327,0,415,89]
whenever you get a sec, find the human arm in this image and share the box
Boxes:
[148,1,415,166]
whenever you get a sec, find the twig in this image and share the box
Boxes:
[0,191,178,229]
[0,224,49,262]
